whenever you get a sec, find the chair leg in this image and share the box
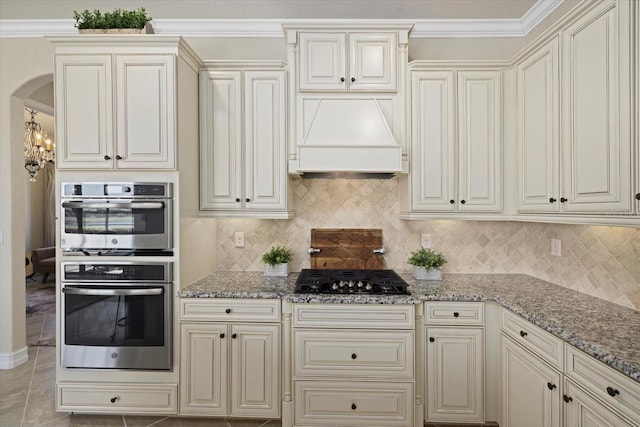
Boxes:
[42,273,48,283]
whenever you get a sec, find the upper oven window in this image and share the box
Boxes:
[63,201,167,236]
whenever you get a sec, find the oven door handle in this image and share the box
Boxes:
[61,202,165,209]
[62,287,164,296]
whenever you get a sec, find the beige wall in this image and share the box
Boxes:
[215,177,640,310]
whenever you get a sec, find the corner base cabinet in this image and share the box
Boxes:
[179,299,281,418]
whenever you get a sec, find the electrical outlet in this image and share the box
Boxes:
[421,234,432,249]
[551,238,561,256]
[235,232,245,248]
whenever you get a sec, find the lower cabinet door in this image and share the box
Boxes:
[57,384,177,414]
[231,323,280,418]
[426,327,484,422]
[564,380,634,427]
[179,323,229,415]
[501,334,562,427]
[294,380,414,426]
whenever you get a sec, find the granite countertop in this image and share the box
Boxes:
[179,272,640,383]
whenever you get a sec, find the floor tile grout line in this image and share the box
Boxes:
[20,343,41,427]
[144,416,168,427]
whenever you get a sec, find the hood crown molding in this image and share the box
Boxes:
[1,0,563,38]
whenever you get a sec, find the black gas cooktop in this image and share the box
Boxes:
[294,269,410,295]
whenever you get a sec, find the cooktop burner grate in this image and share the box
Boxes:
[294,269,410,295]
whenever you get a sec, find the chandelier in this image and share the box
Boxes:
[24,108,55,182]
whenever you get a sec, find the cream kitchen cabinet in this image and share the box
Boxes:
[179,299,280,418]
[199,64,291,218]
[57,384,177,415]
[290,304,416,426]
[425,302,485,423]
[563,380,635,427]
[52,38,182,170]
[298,31,397,92]
[405,68,502,215]
[515,0,634,215]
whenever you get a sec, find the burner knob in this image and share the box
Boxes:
[331,283,339,290]
[348,281,355,288]
[365,284,372,290]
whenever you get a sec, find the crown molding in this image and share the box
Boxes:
[0,0,564,39]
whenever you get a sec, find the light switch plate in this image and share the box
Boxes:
[551,238,561,256]
[235,232,245,248]
[421,234,432,249]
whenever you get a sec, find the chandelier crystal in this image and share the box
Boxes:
[24,108,55,182]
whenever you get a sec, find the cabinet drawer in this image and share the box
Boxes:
[564,379,635,427]
[180,299,280,321]
[565,346,640,423]
[294,329,414,379]
[57,384,177,414]
[294,380,414,426]
[501,308,563,370]
[293,304,414,329]
[426,302,484,325]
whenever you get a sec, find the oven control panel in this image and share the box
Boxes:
[61,262,172,283]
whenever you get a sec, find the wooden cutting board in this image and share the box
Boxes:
[310,228,384,269]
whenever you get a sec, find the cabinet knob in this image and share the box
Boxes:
[520,330,528,337]
[429,337,435,342]
[351,77,356,82]
[235,198,240,203]
[460,200,466,204]
[606,386,620,397]
[549,197,557,203]
[110,396,118,403]
[351,403,357,410]
[635,193,640,201]
[115,155,123,160]
[220,333,225,338]
[547,382,557,390]
[104,155,111,160]
[563,394,573,403]
[560,197,568,203]
[351,353,357,359]
[340,77,345,83]
[245,198,250,203]
[231,333,237,339]
[225,308,231,314]
[449,200,455,204]
[453,312,459,317]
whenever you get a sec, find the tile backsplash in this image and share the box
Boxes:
[216,177,640,310]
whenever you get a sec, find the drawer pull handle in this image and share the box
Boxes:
[520,330,528,337]
[563,395,573,403]
[351,77,356,83]
[547,382,557,390]
[115,155,123,160]
[220,333,225,339]
[549,197,557,203]
[351,353,357,359]
[110,396,118,403]
[104,155,111,160]
[225,308,231,314]
[560,197,568,203]
[351,403,357,410]
[453,312,459,317]
[429,337,435,342]
[606,387,620,397]
[232,333,237,339]
[340,77,345,83]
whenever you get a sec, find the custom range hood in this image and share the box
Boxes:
[295,98,404,174]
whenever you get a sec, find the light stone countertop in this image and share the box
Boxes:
[179,272,640,383]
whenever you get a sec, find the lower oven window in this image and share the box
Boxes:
[64,286,165,347]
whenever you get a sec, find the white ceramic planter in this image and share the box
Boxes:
[264,263,288,277]
[412,266,442,280]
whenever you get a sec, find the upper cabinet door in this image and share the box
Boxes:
[457,70,502,212]
[115,55,175,169]
[516,37,561,213]
[200,70,243,210]
[299,33,346,91]
[561,0,631,213]
[411,71,456,211]
[55,55,113,169]
[349,32,397,91]
[244,71,287,212]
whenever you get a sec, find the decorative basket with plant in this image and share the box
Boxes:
[261,245,293,277]
[407,248,447,280]
[73,7,153,33]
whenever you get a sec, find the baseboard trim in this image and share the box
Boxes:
[0,346,29,369]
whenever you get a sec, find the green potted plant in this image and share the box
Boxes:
[261,245,293,277]
[73,8,153,34]
[407,248,447,280]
